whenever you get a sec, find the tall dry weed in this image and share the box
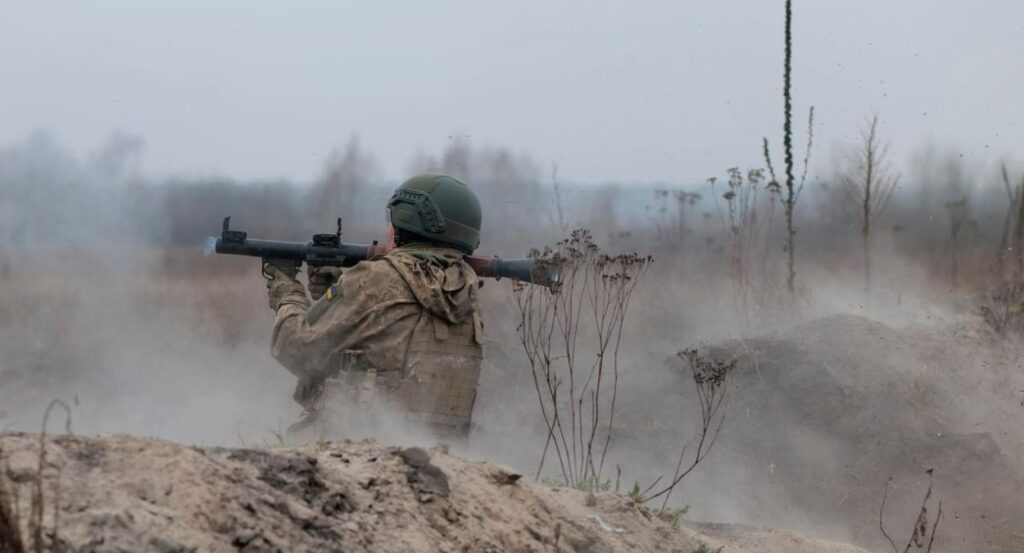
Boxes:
[514,229,651,488]
[638,350,733,512]
[0,399,70,553]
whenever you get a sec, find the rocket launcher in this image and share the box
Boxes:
[213,216,559,287]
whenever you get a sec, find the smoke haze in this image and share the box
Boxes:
[2,3,1024,551]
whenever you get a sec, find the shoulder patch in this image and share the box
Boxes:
[304,287,338,326]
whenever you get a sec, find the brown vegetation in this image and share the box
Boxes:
[512,230,652,488]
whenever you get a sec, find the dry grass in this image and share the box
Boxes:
[0,400,71,553]
[981,281,1024,336]
[879,470,943,553]
[709,167,786,329]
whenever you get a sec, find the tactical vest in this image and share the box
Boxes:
[306,311,482,437]
[291,260,484,438]
[396,310,484,434]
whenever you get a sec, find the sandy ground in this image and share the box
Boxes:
[0,432,870,553]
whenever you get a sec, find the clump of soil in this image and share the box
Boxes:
[0,433,868,553]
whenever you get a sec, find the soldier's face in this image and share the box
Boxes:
[386,223,396,249]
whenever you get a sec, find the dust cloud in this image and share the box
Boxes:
[2,132,1023,551]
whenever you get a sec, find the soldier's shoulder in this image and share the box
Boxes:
[387,245,469,263]
[333,260,411,303]
[337,256,408,293]
[351,255,406,279]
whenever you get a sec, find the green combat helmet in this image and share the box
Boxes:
[387,174,482,253]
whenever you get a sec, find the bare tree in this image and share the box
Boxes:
[547,162,569,237]
[983,164,1024,335]
[840,114,901,293]
[410,138,546,251]
[314,135,380,227]
[945,197,969,287]
[996,162,1024,281]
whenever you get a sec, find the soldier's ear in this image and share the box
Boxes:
[386,224,397,249]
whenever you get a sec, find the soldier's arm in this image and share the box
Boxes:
[270,260,414,380]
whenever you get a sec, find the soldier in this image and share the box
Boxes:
[263,174,484,442]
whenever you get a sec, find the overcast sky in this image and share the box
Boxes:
[1,1,1021,184]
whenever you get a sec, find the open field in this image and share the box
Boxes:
[3,135,1024,551]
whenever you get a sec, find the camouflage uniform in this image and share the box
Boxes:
[268,243,483,440]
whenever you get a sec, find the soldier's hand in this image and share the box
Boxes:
[265,263,309,311]
[308,266,343,300]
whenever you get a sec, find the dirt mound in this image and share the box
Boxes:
[0,432,869,553]
[700,314,1024,552]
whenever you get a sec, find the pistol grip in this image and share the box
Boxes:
[263,257,301,279]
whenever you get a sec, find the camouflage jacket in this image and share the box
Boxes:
[270,243,484,430]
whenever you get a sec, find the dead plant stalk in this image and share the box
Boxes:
[640,350,733,511]
[514,230,651,488]
[879,469,943,553]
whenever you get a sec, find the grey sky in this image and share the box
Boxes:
[1,1,1021,184]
